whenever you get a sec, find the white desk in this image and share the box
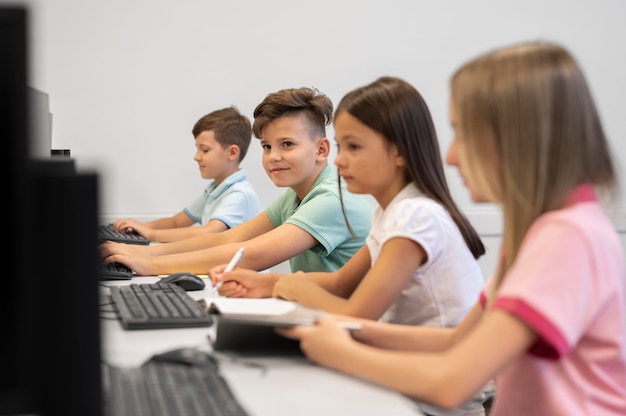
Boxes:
[100,276,424,416]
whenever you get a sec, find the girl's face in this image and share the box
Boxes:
[193,130,234,183]
[334,111,405,208]
[445,99,490,203]
[259,113,327,199]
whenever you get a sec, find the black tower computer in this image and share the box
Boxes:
[0,6,103,416]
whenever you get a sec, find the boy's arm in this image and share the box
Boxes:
[148,219,228,243]
[113,211,195,237]
[222,222,320,271]
[148,221,319,275]
[102,214,319,276]
[150,211,196,229]
[150,212,272,256]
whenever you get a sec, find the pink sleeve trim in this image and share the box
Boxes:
[493,297,569,359]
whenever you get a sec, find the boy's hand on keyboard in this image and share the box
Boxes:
[112,218,140,233]
[112,219,151,239]
[100,241,156,276]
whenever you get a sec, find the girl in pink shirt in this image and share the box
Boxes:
[278,41,626,415]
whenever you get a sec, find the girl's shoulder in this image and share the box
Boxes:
[386,185,448,221]
[533,201,617,245]
[380,195,454,238]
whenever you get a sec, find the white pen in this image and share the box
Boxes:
[214,247,245,291]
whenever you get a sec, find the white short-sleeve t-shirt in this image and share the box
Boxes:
[369,183,484,327]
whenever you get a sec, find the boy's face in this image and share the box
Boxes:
[193,130,234,183]
[259,113,326,197]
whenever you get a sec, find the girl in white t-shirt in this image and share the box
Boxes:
[277,42,626,416]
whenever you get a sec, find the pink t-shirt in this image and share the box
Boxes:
[483,186,626,415]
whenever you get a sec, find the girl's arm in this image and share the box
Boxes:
[217,244,371,299]
[281,308,536,409]
[273,237,424,320]
[271,245,371,299]
[352,302,483,351]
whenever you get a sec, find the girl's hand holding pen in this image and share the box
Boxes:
[208,265,277,298]
[208,247,244,292]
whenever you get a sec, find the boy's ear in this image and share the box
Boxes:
[228,144,241,160]
[316,137,331,160]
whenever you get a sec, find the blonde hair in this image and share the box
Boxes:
[451,41,618,303]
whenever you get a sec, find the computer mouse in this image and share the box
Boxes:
[161,272,206,291]
[149,347,217,369]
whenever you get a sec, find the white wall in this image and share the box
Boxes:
[10,0,626,275]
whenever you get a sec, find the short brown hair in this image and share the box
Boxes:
[192,106,252,162]
[252,87,332,139]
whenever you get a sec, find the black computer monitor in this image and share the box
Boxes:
[0,6,103,416]
[0,6,33,410]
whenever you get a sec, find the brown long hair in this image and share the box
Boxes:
[337,76,485,259]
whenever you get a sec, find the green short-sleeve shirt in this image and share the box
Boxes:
[264,166,372,272]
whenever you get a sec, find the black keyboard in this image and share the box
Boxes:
[100,262,134,280]
[105,360,248,416]
[109,283,212,329]
[99,224,149,245]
